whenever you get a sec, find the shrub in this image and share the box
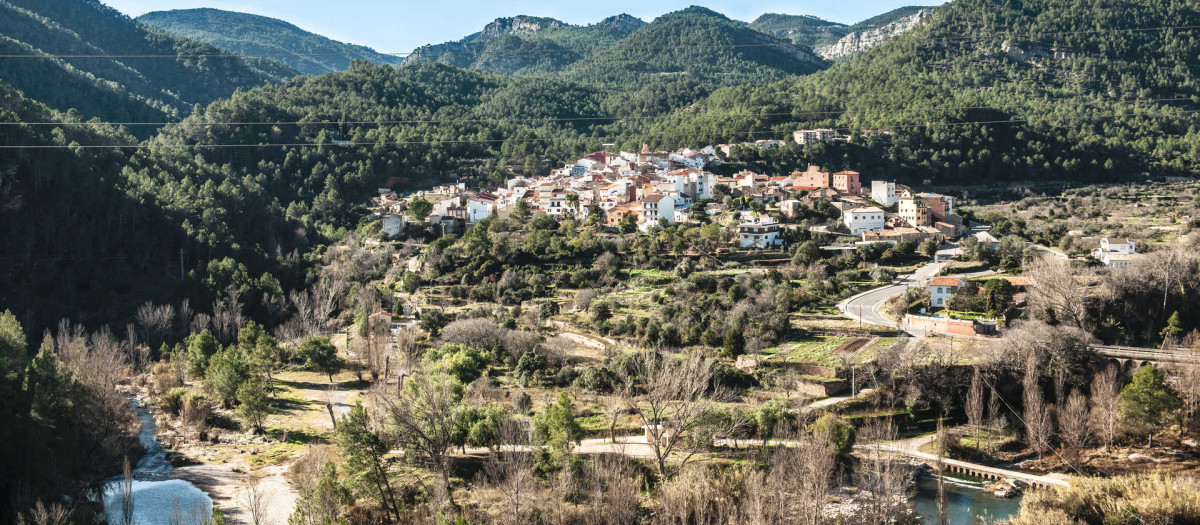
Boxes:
[159,387,190,416]
[574,366,616,393]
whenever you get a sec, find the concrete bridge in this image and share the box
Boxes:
[857,444,1069,488]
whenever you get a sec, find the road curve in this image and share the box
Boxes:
[839,262,945,330]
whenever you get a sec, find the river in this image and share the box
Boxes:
[102,398,214,525]
[911,475,1023,524]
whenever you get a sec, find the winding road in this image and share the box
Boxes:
[839,262,945,330]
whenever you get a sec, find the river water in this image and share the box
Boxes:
[102,398,214,525]
[911,475,1023,524]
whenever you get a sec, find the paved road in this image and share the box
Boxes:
[839,262,945,330]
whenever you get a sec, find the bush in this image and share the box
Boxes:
[159,386,190,416]
[181,391,214,428]
[574,366,616,393]
[426,344,489,384]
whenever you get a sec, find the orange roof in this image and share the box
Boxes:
[833,170,861,176]
[930,277,965,287]
[1000,276,1032,287]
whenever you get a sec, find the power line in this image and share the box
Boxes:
[3,23,1200,60]
[0,97,1191,128]
[2,107,1197,150]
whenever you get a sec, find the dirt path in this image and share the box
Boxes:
[175,462,298,525]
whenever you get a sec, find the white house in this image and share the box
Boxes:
[780,200,803,219]
[738,214,783,248]
[930,276,966,308]
[639,194,677,230]
[467,193,497,223]
[793,128,837,145]
[381,214,405,237]
[871,180,898,206]
[1094,238,1141,268]
[843,206,886,235]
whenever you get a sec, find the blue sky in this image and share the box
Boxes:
[104,1,942,53]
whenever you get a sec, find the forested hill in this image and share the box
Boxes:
[137,8,403,76]
[0,81,186,335]
[100,62,629,332]
[401,14,646,75]
[0,0,295,128]
[560,7,828,86]
[646,0,1200,183]
[748,13,849,49]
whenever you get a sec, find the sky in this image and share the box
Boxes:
[103,0,943,53]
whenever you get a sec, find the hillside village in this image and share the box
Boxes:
[371,133,967,250]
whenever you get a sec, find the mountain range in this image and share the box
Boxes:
[0,0,294,128]
[136,8,403,76]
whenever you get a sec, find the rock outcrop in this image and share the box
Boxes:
[815,8,932,60]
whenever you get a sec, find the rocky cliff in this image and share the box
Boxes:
[815,8,932,60]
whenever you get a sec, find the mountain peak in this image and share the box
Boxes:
[475,15,571,41]
[658,6,730,22]
[597,14,646,32]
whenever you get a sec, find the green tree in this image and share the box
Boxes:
[418,309,451,337]
[619,214,638,234]
[206,347,249,407]
[723,326,745,356]
[335,404,400,522]
[750,399,790,445]
[408,197,433,222]
[918,239,939,259]
[235,377,270,431]
[1120,365,1182,444]
[511,199,532,224]
[532,392,584,454]
[812,413,856,470]
[186,330,221,376]
[299,337,345,382]
[590,301,612,324]
[1161,311,1185,341]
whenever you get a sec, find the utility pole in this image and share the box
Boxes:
[179,249,185,280]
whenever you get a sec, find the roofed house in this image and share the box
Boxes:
[1093,238,1141,268]
[930,276,967,308]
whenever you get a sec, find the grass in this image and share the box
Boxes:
[760,336,849,367]
[1007,473,1200,525]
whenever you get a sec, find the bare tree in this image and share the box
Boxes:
[211,285,245,344]
[1144,242,1200,324]
[385,370,462,507]
[176,299,194,338]
[120,457,134,525]
[584,455,642,525]
[935,420,947,525]
[1026,256,1091,328]
[768,428,837,525]
[854,420,913,525]
[620,351,717,478]
[238,473,270,525]
[17,500,71,525]
[986,389,1004,455]
[190,312,211,335]
[135,301,175,349]
[1090,365,1122,450]
[482,419,534,525]
[1058,390,1092,468]
[966,367,985,452]
[1023,353,1052,459]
